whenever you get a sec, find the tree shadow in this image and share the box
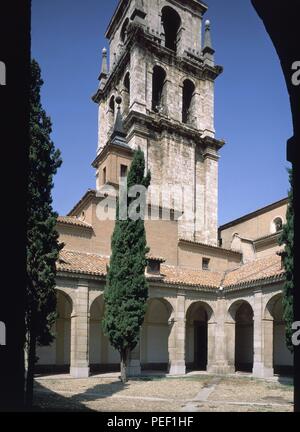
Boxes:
[32,378,129,412]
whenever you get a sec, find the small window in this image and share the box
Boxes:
[202,258,210,271]
[103,167,107,184]
[274,218,283,232]
[147,260,161,275]
[109,96,115,115]
[120,164,128,178]
[123,72,130,115]
[271,217,283,234]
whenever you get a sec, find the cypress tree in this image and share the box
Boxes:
[102,147,151,384]
[26,59,63,407]
[279,168,294,352]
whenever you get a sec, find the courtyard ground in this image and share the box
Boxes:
[32,372,294,412]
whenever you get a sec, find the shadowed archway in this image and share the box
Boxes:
[186,302,215,372]
[227,300,254,373]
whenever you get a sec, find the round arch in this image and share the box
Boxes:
[152,65,167,113]
[122,72,130,115]
[182,79,196,124]
[36,289,73,373]
[227,300,254,372]
[141,297,174,372]
[270,217,284,234]
[185,301,215,372]
[264,293,293,375]
[89,294,120,374]
[161,6,182,52]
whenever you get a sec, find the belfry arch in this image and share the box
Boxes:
[122,72,130,116]
[182,79,196,125]
[152,65,167,113]
[161,6,181,52]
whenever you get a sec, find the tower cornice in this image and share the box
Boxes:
[124,110,225,152]
[105,0,208,40]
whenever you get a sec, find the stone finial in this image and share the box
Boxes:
[98,47,108,88]
[202,19,215,66]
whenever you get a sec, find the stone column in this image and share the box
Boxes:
[225,321,236,373]
[263,318,275,377]
[70,280,90,378]
[207,320,216,372]
[209,298,234,374]
[168,294,186,375]
[252,290,264,377]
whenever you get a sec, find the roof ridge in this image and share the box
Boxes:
[61,249,109,259]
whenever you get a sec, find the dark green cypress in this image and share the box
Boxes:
[26,59,63,406]
[102,147,151,383]
[279,168,294,352]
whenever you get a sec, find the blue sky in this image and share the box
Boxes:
[31,0,292,225]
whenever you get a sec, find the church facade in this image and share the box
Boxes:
[36,0,293,379]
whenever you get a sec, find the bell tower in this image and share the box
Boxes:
[92,0,225,246]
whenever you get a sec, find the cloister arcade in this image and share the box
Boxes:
[36,281,293,379]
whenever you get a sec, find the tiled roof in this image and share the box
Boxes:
[160,265,223,288]
[223,254,284,288]
[57,250,108,276]
[57,216,93,229]
[57,249,285,289]
[57,250,223,289]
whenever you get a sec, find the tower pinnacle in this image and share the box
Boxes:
[203,19,215,66]
[98,47,108,88]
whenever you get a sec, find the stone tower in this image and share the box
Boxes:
[92,0,224,246]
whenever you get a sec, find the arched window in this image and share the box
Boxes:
[161,6,181,52]
[182,79,195,124]
[120,18,129,43]
[108,95,116,133]
[123,72,130,115]
[152,66,167,113]
[109,95,115,116]
[271,217,283,233]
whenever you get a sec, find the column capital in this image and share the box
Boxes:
[77,279,89,289]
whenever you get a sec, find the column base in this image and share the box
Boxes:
[70,366,90,378]
[252,363,274,378]
[208,363,235,375]
[168,361,186,375]
[128,360,141,377]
